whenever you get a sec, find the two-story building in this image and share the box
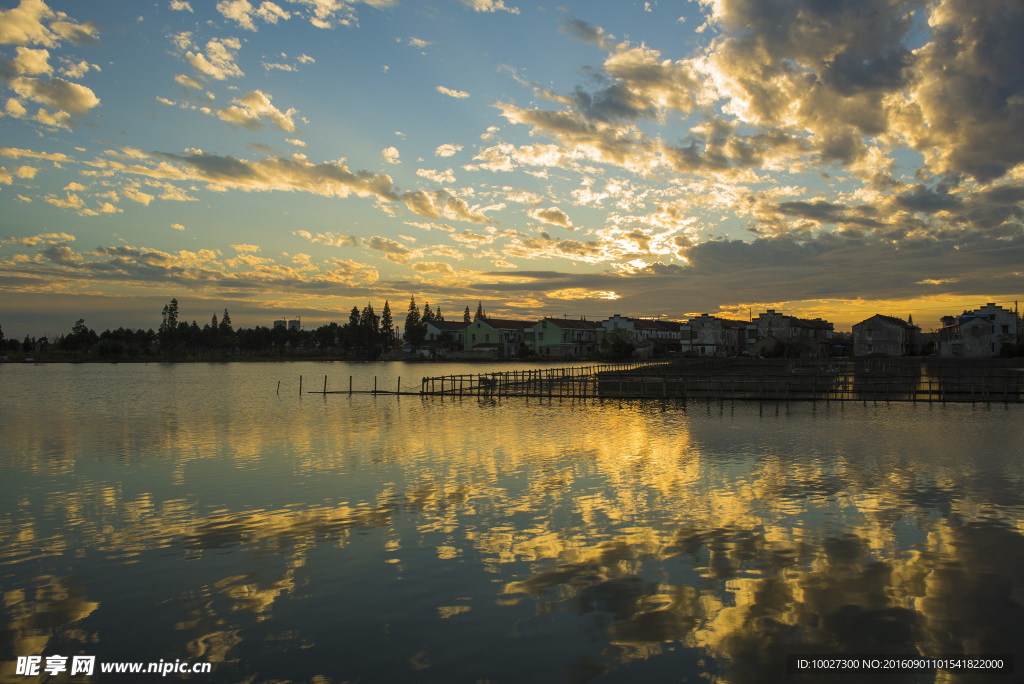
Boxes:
[938,303,1019,357]
[463,318,534,357]
[681,314,746,356]
[852,314,921,356]
[424,319,466,354]
[531,318,601,357]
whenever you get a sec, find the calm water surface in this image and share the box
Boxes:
[2,361,1024,683]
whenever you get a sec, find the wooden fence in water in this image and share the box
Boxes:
[301,358,1024,403]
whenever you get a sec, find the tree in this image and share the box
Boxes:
[218,309,235,352]
[599,327,635,360]
[464,306,471,324]
[435,306,444,322]
[380,300,395,351]
[64,318,98,355]
[159,298,179,351]
[422,301,434,323]
[219,309,233,335]
[359,303,380,358]
[405,296,426,347]
[0,323,5,349]
[345,306,361,352]
[474,301,485,320]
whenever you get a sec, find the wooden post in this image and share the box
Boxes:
[374,376,377,394]
[398,377,401,394]
[299,375,302,395]
[350,376,353,395]
[277,380,280,395]
[324,374,328,393]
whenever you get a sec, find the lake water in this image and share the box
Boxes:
[2,361,1023,683]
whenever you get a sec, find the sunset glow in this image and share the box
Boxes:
[1,0,1021,335]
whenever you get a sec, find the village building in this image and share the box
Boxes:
[463,318,534,357]
[746,310,835,357]
[598,315,686,356]
[938,303,1019,357]
[681,314,746,356]
[852,314,921,356]
[424,319,465,355]
[531,318,601,358]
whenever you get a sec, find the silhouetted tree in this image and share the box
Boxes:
[159,298,179,351]
[359,303,380,357]
[405,296,426,347]
[218,309,235,352]
[464,306,471,324]
[64,318,98,355]
[435,306,444,322]
[380,300,395,351]
[599,327,635,360]
[474,301,485,320]
[422,301,434,323]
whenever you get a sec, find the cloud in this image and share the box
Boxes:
[365,235,414,263]
[528,206,575,230]
[12,46,51,74]
[171,223,186,231]
[289,0,396,30]
[437,86,470,99]
[461,0,519,15]
[436,143,462,157]
[61,59,97,79]
[559,17,618,51]
[416,168,455,184]
[217,90,297,131]
[0,0,99,47]
[2,231,74,246]
[407,37,432,49]
[8,76,99,115]
[0,146,70,161]
[216,0,290,31]
[411,261,456,276]
[381,146,401,165]
[170,1,193,11]
[231,243,260,252]
[185,37,244,80]
[174,73,202,89]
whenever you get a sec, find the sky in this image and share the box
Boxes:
[1,0,1022,338]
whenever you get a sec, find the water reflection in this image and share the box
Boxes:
[1,363,1023,682]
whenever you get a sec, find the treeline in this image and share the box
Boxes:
[2,296,490,361]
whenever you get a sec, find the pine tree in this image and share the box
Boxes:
[219,309,233,334]
[435,306,444,322]
[423,301,434,323]
[360,304,380,357]
[159,298,179,351]
[464,306,471,324]
[405,296,426,346]
[380,300,395,351]
[474,301,485,320]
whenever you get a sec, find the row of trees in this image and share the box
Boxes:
[2,297,495,361]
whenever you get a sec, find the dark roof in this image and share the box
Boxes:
[426,320,466,331]
[854,314,920,330]
[475,318,535,331]
[543,317,601,330]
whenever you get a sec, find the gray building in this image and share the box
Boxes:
[852,314,921,356]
